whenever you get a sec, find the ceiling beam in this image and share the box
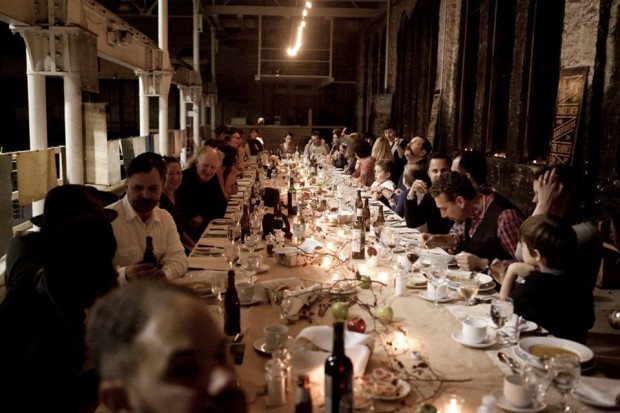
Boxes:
[203,5,379,19]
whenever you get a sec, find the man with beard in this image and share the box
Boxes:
[421,171,523,270]
[87,281,247,413]
[108,153,188,282]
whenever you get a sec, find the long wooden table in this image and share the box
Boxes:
[185,167,619,413]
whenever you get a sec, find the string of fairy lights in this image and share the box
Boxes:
[286,1,312,57]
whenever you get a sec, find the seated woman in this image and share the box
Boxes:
[279,132,297,155]
[500,214,595,343]
[217,144,241,200]
[371,136,393,163]
[331,142,347,169]
[351,140,375,187]
[160,156,195,252]
[368,160,396,207]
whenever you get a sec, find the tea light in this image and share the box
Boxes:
[377,271,390,283]
[358,263,368,274]
[393,330,410,353]
[322,256,333,269]
[326,241,336,251]
[443,394,464,413]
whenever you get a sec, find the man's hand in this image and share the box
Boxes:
[455,252,489,271]
[411,179,427,195]
[532,168,564,215]
[420,233,454,249]
[188,215,205,231]
[125,263,159,282]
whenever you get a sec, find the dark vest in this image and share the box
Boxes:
[464,194,522,261]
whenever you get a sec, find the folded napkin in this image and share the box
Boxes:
[196,238,230,248]
[298,239,324,254]
[292,326,373,384]
[282,284,322,317]
[253,277,303,302]
[576,376,620,407]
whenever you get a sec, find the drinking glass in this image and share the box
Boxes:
[490,297,514,345]
[384,230,401,261]
[245,233,261,254]
[227,224,241,244]
[427,257,448,307]
[269,289,292,321]
[211,272,228,313]
[224,244,240,269]
[406,245,420,273]
[458,277,480,306]
[549,353,580,413]
[521,362,551,409]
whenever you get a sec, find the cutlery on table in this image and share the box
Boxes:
[497,351,521,374]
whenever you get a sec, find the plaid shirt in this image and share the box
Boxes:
[449,193,522,260]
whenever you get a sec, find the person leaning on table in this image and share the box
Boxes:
[107,152,188,282]
[87,281,247,413]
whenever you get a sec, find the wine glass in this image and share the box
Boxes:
[406,245,420,273]
[549,353,580,413]
[269,289,292,321]
[211,272,228,314]
[490,297,514,346]
[227,224,241,244]
[428,257,448,307]
[521,362,552,409]
[224,244,240,269]
[384,230,401,261]
[458,277,480,306]
[245,233,261,254]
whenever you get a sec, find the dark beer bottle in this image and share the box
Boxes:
[324,322,353,413]
[142,236,157,265]
[287,177,297,216]
[295,374,313,413]
[224,270,241,336]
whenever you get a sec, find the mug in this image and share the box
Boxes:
[264,325,289,351]
[462,318,487,343]
[503,374,532,407]
[237,282,255,303]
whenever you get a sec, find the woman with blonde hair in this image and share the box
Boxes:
[371,136,393,162]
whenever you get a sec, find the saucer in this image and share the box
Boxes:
[451,330,496,349]
[253,337,293,356]
[418,291,453,303]
[491,389,546,412]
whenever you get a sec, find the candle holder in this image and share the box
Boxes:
[442,394,465,413]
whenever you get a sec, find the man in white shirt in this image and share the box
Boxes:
[304,131,330,158]
[107,153,188,282]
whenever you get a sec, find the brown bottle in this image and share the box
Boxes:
[240,204,251,239]
[355,190,363,217]
[295,374,312,413]
[224,270,240,336]
[363,198,371,232]
[375,205,386,227]
[141,236,157,265]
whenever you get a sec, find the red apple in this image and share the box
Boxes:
[347,316,367,333]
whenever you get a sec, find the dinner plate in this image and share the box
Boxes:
[369,379,411,400]
[451,331,496,349]
[406,275,427,289]
[418,291,454,303]
[518,320,538,333]
[253,337,293,356]
[242,263,270,274]
[173,277,213,295]
[419,253,456,265]
[517,337,594,365]
[490,389,546,412]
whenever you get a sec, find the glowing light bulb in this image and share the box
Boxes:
[305,1,312,8]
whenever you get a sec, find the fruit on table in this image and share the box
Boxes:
[417,403,438,413]
[359,275,372,289]
[347,316,367,333]
[331,301,349,321]
[376,305,394,323]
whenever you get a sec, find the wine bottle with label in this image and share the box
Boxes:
[288,177,297,216]
[224,270,240,336]
[362,198,371,232]
[292,201,306,244]
[142,236,157,265]
[324,322,353,413]
[351,207,365,260]
[355,190,363,217]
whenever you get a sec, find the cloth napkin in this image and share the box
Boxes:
[575,376,620,407]
[292,326,374,384]
[281,284,322,317]
[252,277,302,302]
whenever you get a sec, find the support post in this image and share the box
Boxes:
[64,73,84,184]
[139,74,150,137]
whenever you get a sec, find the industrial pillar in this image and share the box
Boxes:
[158,0,170,155]
[139,74,150,137]
[64,72,84,184]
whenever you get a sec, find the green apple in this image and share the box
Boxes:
[417,403,438,413]
[376,305,394,323]
[359,275,372,289]
[331,302,349,321]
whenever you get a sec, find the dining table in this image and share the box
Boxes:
[179,161,619,413]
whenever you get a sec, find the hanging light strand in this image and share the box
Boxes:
[287,2,312,57]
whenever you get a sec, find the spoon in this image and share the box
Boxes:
[497,351,521,373]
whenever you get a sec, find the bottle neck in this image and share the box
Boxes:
[333,323,345,355]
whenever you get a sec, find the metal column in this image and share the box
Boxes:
[64,73,84,184]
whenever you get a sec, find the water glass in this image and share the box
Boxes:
[245,233,261,254]
[490,297,514,346]
[227,224,241,244]
[458,277,480,306]
[549,353,580,413]
[211,272,228,314]
[224,244,240,269]
[521,363,551,409]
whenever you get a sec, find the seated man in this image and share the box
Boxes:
[404,152,453,234]
[87,281,247,413]
[0,214,119,412]
[244,128,264,156]
[451,150,495,194]
[304,131,330,158]
[421,171,523,270]
[500,214,594,343]
[178,146,228,241]
[108,153,188,282]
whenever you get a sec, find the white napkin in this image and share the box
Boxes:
[576,376,620,407]
[292,326,374,384]
[253,277,302,301]
[282,284,322,317]
[298,239,324,254]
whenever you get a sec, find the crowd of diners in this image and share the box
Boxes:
[0,124,602,412]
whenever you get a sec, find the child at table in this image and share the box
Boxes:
[499,214,594,343]
[368,160,397,206]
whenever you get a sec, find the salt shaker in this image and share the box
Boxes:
[395,271,408,296]
[272,348,292,392]
[265,360,286,406]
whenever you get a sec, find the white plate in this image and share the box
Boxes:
[173,274,216,295]
[451,330,496,349]
[519,320,538,333]
[517,337,594,365]
[369,379,411,400]
[418,291,454,303]
[253,337,293,355]
[419,253,456,265]
[491,389,546,412]
[407,275,427,289]
[242,263,270,274]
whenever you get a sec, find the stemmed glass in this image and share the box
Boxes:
[548,353,580,413]
[224,244,240,269]
[243,254,261,284]
[427,257,448,306]
[521,362,552,409]
[211,272,227,313]
[405,245,420,274]
[384,230,401,261]
[227,224,241,244]
[490,297,514,346]
[269,289,292,322]
[458,277,480,306]
[245,233,261,254]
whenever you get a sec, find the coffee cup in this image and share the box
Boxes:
[427,282,447,299]
[264,325,289,351]
[503,374,532,407]
[237,282,255,303]
[397,254,411,270]
[462,317,488,344]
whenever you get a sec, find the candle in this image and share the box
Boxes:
[377,271,390,283]
[358,263,367,274]
[322,256,333,269]
[393,330,410,352]
[443,395,464,413]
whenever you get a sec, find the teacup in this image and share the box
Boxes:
[426,283,447,299]
[462,317,488,344]
[263,325,289,351]
[397,254,411,270]
[503,374,532,407]
[237,282,255,303]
